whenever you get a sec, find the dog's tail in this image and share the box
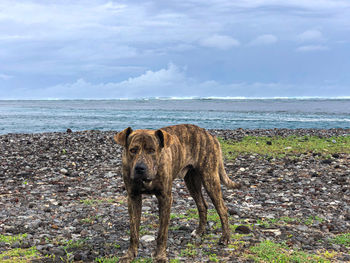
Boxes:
[219,161,241,189]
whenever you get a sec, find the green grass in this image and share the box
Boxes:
[248,240,330,263]
[180,243,197,257]
[219,135,350,159]
[256,216,324,228]
[0,234,28,244]
[331,233,350,247]
[304,215,324,226]
[131,258,153,263]
[95,255,119,263]
[80,198,115,206]
[0,247,41,263]
[62,238,89,250]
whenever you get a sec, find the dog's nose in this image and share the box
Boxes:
[135,163,147,175]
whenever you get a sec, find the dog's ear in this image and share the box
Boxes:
[155,129,173,148]
[114,127,133,147]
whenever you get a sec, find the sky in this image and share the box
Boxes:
[0,0,350,99]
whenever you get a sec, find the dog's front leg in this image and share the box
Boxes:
[154,192,172,263]
[120,194,142,263]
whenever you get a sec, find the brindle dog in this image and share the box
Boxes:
[114,124,240,263]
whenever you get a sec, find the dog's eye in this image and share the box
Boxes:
[130,148,138,154]
[147,148,155,154]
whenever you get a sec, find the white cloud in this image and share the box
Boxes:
[200,35,240,50]
[249,34,278,46]
[35,63,193,98]
[0,73,13,80]
[298,30,324,42]
[296,45,329,52]
[13,63,301,99]
[2,61,347,99]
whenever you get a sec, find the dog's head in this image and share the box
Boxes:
[114,127,173,183]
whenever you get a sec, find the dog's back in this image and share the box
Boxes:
[161,124,239,189]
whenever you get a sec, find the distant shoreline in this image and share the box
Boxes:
[1,99,349,134]
[1,127,349,137]
[1,97,350,101]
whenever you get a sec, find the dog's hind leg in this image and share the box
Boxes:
[184,168,208,237]
[201,170,231,245]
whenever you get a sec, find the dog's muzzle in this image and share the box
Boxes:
[133,162,152,182]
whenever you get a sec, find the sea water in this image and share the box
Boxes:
[0,98,349,134]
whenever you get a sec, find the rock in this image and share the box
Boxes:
[178,225,191,232]
[321,159,332,164]
[140,235,155,243]
[28,219,42,229]
[60,168,68,174]
[235,225,251,234]
[92,224,104,232]
[50,247,65,257]
[11,242,20,248]
[332,153,340,158]
[228,207,241,216]
[296,225,309,232]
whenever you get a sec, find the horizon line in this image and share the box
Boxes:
[1,96,350,101]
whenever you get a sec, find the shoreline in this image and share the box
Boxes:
[1,128,349,262]
[1,127,350,137]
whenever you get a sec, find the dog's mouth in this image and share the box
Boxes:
[142,178,152,183]
[141,179,153,188]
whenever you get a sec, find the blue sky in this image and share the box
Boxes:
[0,0,350,99]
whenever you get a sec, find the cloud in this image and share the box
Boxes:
[0,73,13,80]
[297,30,325,42]
[200,35,240,50]
[31,63,192,99]
[3,63,309,99]
[296,45,329,52]
[249,34,278,46]
[2,61,348,99]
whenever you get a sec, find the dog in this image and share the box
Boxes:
[114,124,240,262]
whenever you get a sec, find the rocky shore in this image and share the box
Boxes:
[0,128,349,262]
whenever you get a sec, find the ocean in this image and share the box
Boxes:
[0,98,350,134]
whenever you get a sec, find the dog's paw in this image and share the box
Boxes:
[218,234,230,246]
[152,251,168,263]
[119,251,136,263]
[154,255,168,263]
[119,256,133,263]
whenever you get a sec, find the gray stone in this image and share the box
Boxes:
[50,247,65,257]
[140,235,155,243]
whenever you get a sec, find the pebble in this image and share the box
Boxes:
[235,225,251,234]
[60,168,68,174]
[140,235,156,243]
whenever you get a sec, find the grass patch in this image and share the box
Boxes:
[304,215,324,226]
[80,198,114,206]
[0,247,41,263]
[331,233,350,247]
[248,240,330,263]
[0,234,28,245]
[95,255,119,263]
[180,243,197,257]
[62,238,89,250]
[219,135,350,159]
[132,258,153,263]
